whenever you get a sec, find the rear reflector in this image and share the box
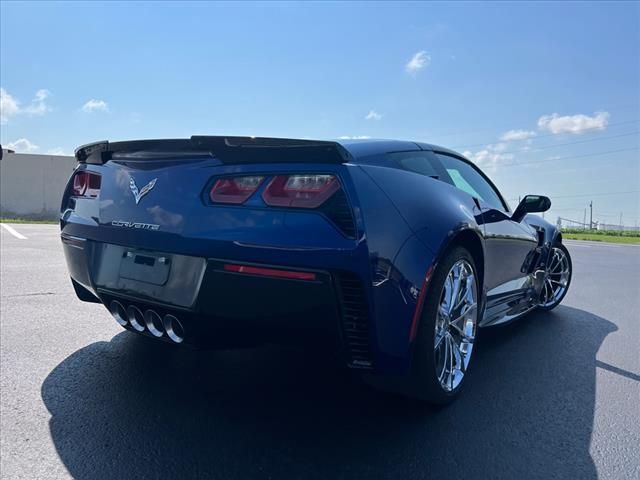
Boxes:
[72,171,101,198]
[223,263,317,281]
[262,174,340,208]
[409,264,436,342]
[210,176,265,204]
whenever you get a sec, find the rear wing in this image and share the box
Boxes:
[74,136,352,165]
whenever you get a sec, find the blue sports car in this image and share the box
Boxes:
[61,136,572,403]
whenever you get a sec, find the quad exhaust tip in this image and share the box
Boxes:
[144,309,164,338]
[109,300,184,343]
[126,305,146,332]
[163,314,184,344]
[109,300,128,327]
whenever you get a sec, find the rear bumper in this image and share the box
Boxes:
[61,233,374,369]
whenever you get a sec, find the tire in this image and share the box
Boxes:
[537,242,572,311]
[408,246,480,404]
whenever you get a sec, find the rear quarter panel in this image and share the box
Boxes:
[354,164,485,373]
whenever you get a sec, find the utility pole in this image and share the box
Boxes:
[589,201,593,230]
[619,212,623,228]
[583,209,587,229]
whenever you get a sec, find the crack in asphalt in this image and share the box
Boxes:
[3,292,63,299]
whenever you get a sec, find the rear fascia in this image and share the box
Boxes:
[62,138,459,376]
[60,158,388,368]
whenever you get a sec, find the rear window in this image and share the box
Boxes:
[388,151,439,179]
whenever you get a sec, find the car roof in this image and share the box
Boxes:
[335,138,464,161]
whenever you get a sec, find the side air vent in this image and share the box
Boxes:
[321,189,357,238]
[335,272,373,369]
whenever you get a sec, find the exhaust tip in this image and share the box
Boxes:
[144,309,164,338]
[163,314,184,343]
[127,305,146,332]
[109,300,128,327]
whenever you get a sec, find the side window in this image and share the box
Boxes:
[387,151,440,179]
[435,153,507,211]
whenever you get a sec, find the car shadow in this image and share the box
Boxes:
[41,306,615,479]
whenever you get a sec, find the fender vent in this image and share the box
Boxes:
[335,272,373,369]
[321,189,356,238]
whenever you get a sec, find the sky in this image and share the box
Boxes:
[1,1,639,226]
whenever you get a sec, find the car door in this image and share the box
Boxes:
[431,152,539,325]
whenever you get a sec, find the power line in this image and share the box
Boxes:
[450,119,640,149]
[507,191,640,201]
[554,190,640,199]
[508,190,640,201]
[495,131,638,156]
[489,146,638,168]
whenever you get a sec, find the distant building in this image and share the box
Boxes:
[0,150,76,220]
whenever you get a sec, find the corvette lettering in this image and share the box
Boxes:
[111,220,160,230]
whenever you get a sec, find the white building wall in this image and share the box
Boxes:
[0,150,76,219]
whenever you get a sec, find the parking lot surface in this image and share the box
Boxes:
[1,224,639,479]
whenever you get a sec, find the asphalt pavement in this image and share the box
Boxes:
[1,224,639,479]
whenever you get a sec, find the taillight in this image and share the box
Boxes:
[223,263,317,281]
[262,174,340,208]
[72,171,101,198]
[210,176,265,204]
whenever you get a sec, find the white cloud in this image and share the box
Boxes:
[405,51,430,74]
[6,138,39,153]
[537,111,610,134]
[0,88,51,124]
[338,135,371,140]
[463,143,514,170]
[365,110,382,121]
[500,129,537,142]
[0,88,20,124]
[22,89,51,116]
[82,99,109,113]
[46,147,67,156]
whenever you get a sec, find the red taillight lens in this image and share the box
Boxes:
[210,176,265,204]
[223,263,317,281]
[72,171,101,198]
[262,174,340,208]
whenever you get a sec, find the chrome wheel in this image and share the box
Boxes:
[434,259,478,392]
[540,246,571,308]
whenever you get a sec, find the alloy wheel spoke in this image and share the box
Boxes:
[437,334,449,383]
[442,275,454,313]
[451,334,465,374]
[448,268,463,315]
[434,328,446,350]
[447,334,455,390]
[452,273,474,314]
[449,303,477,337]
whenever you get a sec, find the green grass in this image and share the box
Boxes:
[561,228,640,238]
[563,232,640,244]
[0,218,58,224]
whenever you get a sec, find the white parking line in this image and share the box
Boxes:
[0,223,28,240]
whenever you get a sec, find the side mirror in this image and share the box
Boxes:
[512,195,551,222]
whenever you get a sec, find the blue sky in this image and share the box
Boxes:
[1,1,639,226]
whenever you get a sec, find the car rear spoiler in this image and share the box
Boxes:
[74,136,352,165]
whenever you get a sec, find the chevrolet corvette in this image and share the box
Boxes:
[60,136,572,403]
